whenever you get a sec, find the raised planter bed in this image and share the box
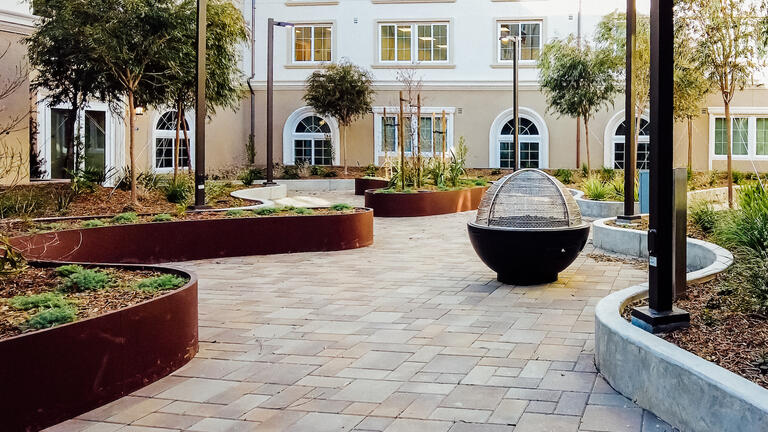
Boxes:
[0,263,198,431]
[364,187,487,217]
[355,177,389,195]
[570,189,639,219]
[10,209,374,264]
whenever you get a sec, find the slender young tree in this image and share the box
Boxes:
[159,0,247,180]
[85,0,180,205]
[303,61,375,174]
[596,11,651,157]
[26,0,113,178]
[538,37,619,170]
[682,0,766,207]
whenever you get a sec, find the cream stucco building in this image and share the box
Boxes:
[3,0,768,186]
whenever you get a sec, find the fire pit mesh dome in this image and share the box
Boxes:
[476,169,582,229]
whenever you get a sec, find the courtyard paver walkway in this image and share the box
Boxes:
[49,193,674,432]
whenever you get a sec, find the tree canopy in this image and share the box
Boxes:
[538,36,619,170]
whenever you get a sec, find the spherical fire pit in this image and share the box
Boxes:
[468,169,590,285]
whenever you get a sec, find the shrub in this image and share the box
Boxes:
[581,163,589,178]
[330,203,352,211]
[582,176,610,201]
[163,175,193,204]
[238,168,264,186]
[153,213,173,222]
[25,305,77,329]
[364,164,378,177]
[254,207,278,215]
[717,184,768,256]
[293,207,314,215]
[56,264,84,277]
[137,171,164,191]
[135,274,187,292]
[225,209,245,217]
[732,170,746,185]
[9,292,69,310]
[599,167,616,182]
[310,165,328,176]
[720,253,768,314]
[0,188,46,218]
[490,168,502,176]
[36,222,64,232]
[448,137,468,187]
[554,168,573,184]
[323,170,338,178]
[81,219,106,228]
[281,165,300,179]
[473,178,489,186]
[690,201,719,234]
[60,269,111,292]
[112,212,138,224]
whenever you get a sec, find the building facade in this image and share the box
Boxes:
[7,0,768,185]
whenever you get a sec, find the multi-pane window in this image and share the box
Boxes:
[758,119,768,156]
[293,25,332,62]
[715,117,749,155]
[380,23,448,63]
[613,118,650,170]
[154,111,191,171]
[499,117,541,169]
[377,112,451,156]
[293,116,333,165]
[498,22,542,62]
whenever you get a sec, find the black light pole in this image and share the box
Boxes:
[265,18,294,186]
[618,0,641,223]
[500,35,521,170]
[193,0,208,208]
[631,0,689,333]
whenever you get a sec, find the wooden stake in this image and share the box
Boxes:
[416,94,421,188]
[441,110,447,164]
[399,91,406,190]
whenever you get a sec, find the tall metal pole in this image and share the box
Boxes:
[193,0,208,207]
[576,0,582,168]
[620,0,640,222]
[631,0,689,333]
[248,0,256,165]
[265,18,276,185]
[513,37,520,171]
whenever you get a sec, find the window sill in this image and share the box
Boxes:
[372,63,455,69]
[284,63,329,69]
[285,0,339,6]
[490,63,538,69]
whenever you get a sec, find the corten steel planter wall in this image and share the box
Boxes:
[11,209,374,264]
[355,178,389,195]
[364,187,488,217]
[0,263,198,432]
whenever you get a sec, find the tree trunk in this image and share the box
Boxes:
[584,117,591,172]
[343,125,348,175]
[725,101,733,208]
[128,91,138,206]
[576,116,581,169]
[174,100,181,181]
[687,118,693,173]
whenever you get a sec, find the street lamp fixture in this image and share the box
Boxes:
[500,35,521,170]
[192,0,208,208]
[265,18,295,186]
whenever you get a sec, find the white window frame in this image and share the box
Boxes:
[36,98,125,185]
[377,22,450,65]
[282,106,341,166]
[708,107,768,169]
[151,110,195,174]
[603,110,651,170]
[291,23,333,64]
[496,20,543,65]
[488,107,549,169]
[372,107,455,160]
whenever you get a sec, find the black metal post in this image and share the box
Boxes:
[265,18,276,185]
[193,0,208,208]
[514,37,519,171]
[619,0,640,222]
[631,0,689,333]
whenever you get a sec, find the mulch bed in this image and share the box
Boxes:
[622,277,768,389]
[0,266,180,340]
[604,215,709,241]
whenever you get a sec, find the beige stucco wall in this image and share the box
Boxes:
[122,85,768,175]
[0,30,31,186]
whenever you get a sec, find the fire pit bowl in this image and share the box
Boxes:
[468,169,590,285]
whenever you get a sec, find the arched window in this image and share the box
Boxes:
[613,118,650,170]
[293,115,333,165]
[499,117,541,168]
[154,111,192,171]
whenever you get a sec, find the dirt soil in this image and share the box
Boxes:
[604,215,709,241]
[622,278,768,390]
[0,265,184,340]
